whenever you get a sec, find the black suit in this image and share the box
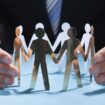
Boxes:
[0,0,105,52]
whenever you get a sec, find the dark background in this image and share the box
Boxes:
[0,0,105,53]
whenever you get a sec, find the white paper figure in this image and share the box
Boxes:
[81,24,92,54]
[52,22,71,73]
[80,23,94,75]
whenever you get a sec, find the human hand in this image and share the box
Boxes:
[0,48,19,89]
[89,47,105,85]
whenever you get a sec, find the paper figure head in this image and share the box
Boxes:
[15,26,20,37]
[90,25,94,36]
[35,28,45,39]
[35,23,44,30]
[18,25,23,35]
[14,38,22,49]
[68,27,77,38]
[61,22,70,32]
[84,23,91,33]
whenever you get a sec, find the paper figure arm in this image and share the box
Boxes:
[21,35,28,53]
[91,37,95,56]
[74,34,85,54]
[43,33,53,50]
[85,37,95,61]
[75,37,95,61]
[21,48,32,62]
[80,34,85,47]
[52,34,61,52]
[27,34,38,52]
[47,42,58,63]
[22,40,36,61]
[57,41,67,62]
[74,35,89,61]
[13,38,22,52]
[74,44,86,60]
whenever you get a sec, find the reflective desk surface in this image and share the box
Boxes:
[0,54,105,105]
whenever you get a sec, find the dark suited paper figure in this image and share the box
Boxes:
[57,27,82,90]
[22,28,57,90]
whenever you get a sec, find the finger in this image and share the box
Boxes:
[89,61,105,74]
[0,74,14,85]
[93,47,105,63]
[0,83,7,89]
[94,73,105,85]
[0,63,19,77]
[0,48,12,64]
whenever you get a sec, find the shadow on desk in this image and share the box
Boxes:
[0,90,12,96]
[84,88,105,96]
[1,87,79,96]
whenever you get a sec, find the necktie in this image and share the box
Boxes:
[45,0,63,35]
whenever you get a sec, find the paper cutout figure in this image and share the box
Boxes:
[13,26,22,86]
[89,25,95,81]
[17,25,28,53]
[52,22,70,72]
[57,27,82,90]
[28,23,53,52]
[22,28,57,90]
[75,23,95,82]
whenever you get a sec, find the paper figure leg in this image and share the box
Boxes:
[89,56,92,82]
[30,63,39,89]
[57,52,66,73]
[14,59,20,86]
[77,52,85,75]
[63,62,72,90]
[73,60,82,88]
[17,60,20,86]
[41,62,50,90]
